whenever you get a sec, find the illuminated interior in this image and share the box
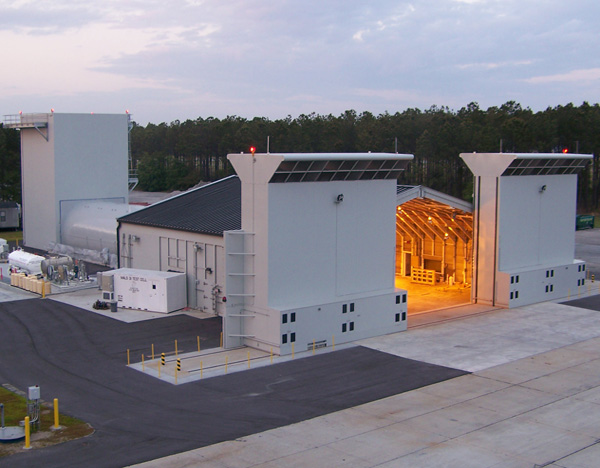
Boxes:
[395,189,473,314]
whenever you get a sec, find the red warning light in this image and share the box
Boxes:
[562,148,569,153]
[250,146,256,155]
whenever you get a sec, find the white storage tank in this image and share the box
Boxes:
[104,268,187,313]
[8,250,44,275]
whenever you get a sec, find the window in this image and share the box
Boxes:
[402,312,406,321]
[282,314,287,324]
[402,294,407,303]
[511,276,514,284]
[546,271,549,278]
[350,303,355,312]
[342,304,347,314]
[550,285,554,292]
[516,275,520,283]
[291,332,296,343]
[282,334,288,344]
[349,322,355,331]
[342,323,347,333]
[291,312,296,322]
[396,295,400,304]
[515,291,519,298]
[510,292,514,300]
[395,313,400,322]
[551,270,554,277]
[0,211,5,222]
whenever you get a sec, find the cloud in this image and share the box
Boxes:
[524,68,600,84]
[457,60,533,71]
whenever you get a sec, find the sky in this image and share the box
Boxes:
[1,0,599,126]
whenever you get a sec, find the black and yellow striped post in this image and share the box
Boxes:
[176,358,181,372]
[161,353,165,366]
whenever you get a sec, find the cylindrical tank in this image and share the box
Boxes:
[41,256,74,277]
[8,250,44,275]
[61,202,141,253]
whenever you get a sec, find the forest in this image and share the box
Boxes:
[2,101,600,209]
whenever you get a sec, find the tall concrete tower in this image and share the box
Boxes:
[4,112,129,252]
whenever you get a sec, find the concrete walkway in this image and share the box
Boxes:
[132,299,600,468]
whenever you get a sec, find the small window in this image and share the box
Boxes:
[510,292,514,300]
[546,271,549,278]
[282,314,288,324]
[282,334,288,344]
[350,303,355,312]
[402,294,407,303]
[550,284,554,292]
[578,265,582,272]
[395,313,400,322]
[583,265,586,271]
[291,312,296,322]
[516,276,520,283]
[349,322,354,331]
[0,211,5,222]
[511,276,514,284]
[402,312,406,321]
[396,295,400,304]
[551,270,554,277]
[290,332,296,343]
[152,284,156,290]
[545,285,548,293]
[342,304,347,314]
[582,279,586,286]
[342,323,347,333]
[515,291,519,298]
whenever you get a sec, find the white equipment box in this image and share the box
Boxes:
[106,268,187,313]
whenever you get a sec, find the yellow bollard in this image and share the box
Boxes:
[142,354,145,371]
[313,339,315,355]
[24,416,30,449]
[127,349,130,366]
[53,398,60,429]
[225,355,228,374]
[247,351,250,369]
[568,288,571,299]
[200,361,203,379]
[332,335,335,350]
[175,339,178,357]
[197,336,201,352]
[220,332,223,348]
[42,281,45,299]
[270,347,273,363]
[292,342,295,359]
[151,343,154,360]
[175,367,178,385]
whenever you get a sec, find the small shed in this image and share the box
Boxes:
[0,201,20,229]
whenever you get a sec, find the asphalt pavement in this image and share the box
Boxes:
[0,298,466,468]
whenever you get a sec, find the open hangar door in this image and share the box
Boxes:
[395,186,473,314]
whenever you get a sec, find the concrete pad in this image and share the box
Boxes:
[326,422,447,465]
[252,445,371,468]
[405,400,507,438]
[356,388,464,422]
[373,439,510,468]
[558,440,600,468]
[517,396,600,438]
[521,368,600,397]
[467,385,562,417]
[417,374,511,402]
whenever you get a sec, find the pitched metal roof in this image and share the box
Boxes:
[118,175,241,236]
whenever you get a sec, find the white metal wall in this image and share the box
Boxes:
[267,180,397,309]
[498,175,576,270]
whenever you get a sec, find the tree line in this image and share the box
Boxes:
[131,101,600,209]
[2,101,599,210]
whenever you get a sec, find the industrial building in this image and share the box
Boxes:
[117,176,241,314]
[4,112,132,265]
[462,152,591,308]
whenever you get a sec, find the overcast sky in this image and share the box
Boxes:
[1,0,599,125]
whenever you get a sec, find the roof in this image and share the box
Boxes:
[397,185,472,212]
[118,176,241,236]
